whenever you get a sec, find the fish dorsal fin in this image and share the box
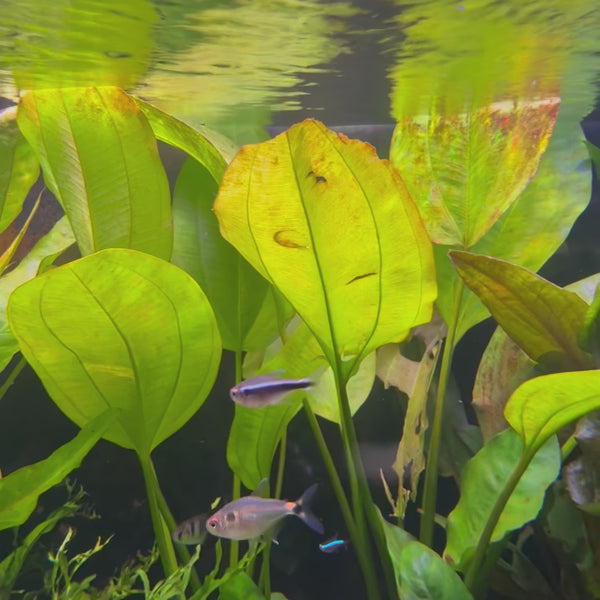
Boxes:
[251,477,270,498]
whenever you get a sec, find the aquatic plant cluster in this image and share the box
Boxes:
[0,87,599,600]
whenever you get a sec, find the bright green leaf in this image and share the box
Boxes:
[449,251,592,371]
[16,87,172,259]
[0,215,75,373]
[379,512,473,600]
[214,119,436,377]
[391,99,558,247]
[7,248,221,455]
[504,370,600,457]
[444,429,560,569]
[227,402,299,491]
[0,410,114,530]
[0,107,39,235]
[172,157,289,352]
[134,98,236,182]
[218,572,265,600]
[399,542,474,600]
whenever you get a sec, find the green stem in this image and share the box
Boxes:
[229,349,244,569]
[0,356,26,405]
[560,433,577,461]
[420,280,463,546]
[156,485,202,593]
[138,454,179,581]
[332,366,365,532]
[335,375,398,600]
[256,433,285,599]
[274,431,287,499]
[463,455,529,592]
[302,398,381,600]
[258,542,271,598]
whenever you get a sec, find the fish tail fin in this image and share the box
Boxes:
[294,483,324,534]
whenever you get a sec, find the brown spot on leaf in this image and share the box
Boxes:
[306,169,326,184]
[273,230,306,249]
[346,272,376,285]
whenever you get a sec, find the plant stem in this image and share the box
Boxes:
[275,430,286,498]
[138,454,179,581]
[463,455,529,592]
[156,484,202,593]
[229,349,244,569]
[0,356,26,404]
[302,398,381,600]
[420,280,463,546]
[258,542,272,598]
[256,432,285,599]
[560,433,577,461]
[331,366,365,531]
[334,374,398,600]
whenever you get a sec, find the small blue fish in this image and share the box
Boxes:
[205,484,324,540]
[319,536,349,554]
[230,372,313,408]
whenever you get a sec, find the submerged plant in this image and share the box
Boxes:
[0,83,598,600]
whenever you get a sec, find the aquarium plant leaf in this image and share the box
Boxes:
[0,191,41,276]
[227,320,374,488]
[0,215,74,373]
[377,342,439,515]
[433,110,591,344]
[7,248,221,455]
[134,98,236,181]
[0,410,114,530]
[472,329,535,442]
[586,141,600,176]
[16,87,172,259]
[578,281,600,357]
[172,157,290,352]
[227,402,299,490]
[214,119,436,377]
[449,251,592,371]
[399,542,474,600]
[438,381,483,482]
[391,99,558,247]
[0,484,87,596]
[473,273,600,442]
[218,572,266,600]
[0,107,39,235]
[378,513,473,599]
[505,370,600,458]
[444,429,560,569]
[543,481,597,586]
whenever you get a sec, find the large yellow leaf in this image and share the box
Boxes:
[214,119,436,376]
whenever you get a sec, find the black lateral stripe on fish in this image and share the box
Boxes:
[205,483,324,540]
[229,372,314,408]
